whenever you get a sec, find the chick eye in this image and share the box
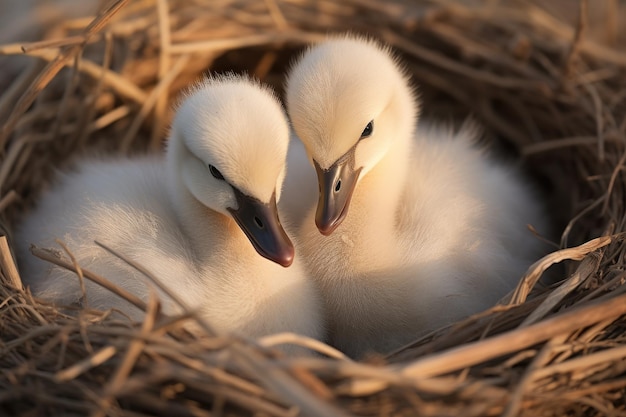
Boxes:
[208,164,225,181]
[360,120,374,139]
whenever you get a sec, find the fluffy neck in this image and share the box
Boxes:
[164,133,254,264]
[174,186,244,262]
[347,117,414,258]
[361,74,416,216]
[307,84,417,271]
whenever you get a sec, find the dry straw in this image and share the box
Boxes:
[1,0,626,415]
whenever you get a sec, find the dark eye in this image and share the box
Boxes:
[360,121,374,139]
[208,164,225,180]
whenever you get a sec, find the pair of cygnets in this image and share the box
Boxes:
[16,36,546,358]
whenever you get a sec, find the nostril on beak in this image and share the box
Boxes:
[335,179,342,193]
[254,216,264,229]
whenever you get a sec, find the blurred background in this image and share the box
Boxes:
[1,1,625,46]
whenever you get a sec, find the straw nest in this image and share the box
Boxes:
[1,0,626,415]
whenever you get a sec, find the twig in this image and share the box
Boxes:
[400,291,626,379]
[519,252,601,327]
[383,30,552,92]
[168,32,325,54]
[0,61,44,124]
[30,245,148,313]
[502,334,569,417]
[94,240,216,337]
[76,31,115,146]
[258,333,353,361]
[151,0,173,150]
[0,190,19,213]
[231,343,353,417]
[264,0,289,30]
[20,36,88,53]
[521,135,619,156]
[119,54,190,153]
[93,292,159,417]
[0,235,21,290]
[55,240,88,308]
[17,49,146,103]
[533,344,626,380]
[602,147,626,215]
[0,0,133,149]
[508,235,614,305]
[562,0,588,80]
[580,74,606,161]
[605,0,619,45]
[55,345,117,382]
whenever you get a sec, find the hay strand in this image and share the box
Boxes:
[0,235,21,290]
[30,245,149,313]
[0,0,132,149]
[400,291,626,379]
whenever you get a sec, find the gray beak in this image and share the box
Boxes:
[228,190,294,267]
[313,150,362,236]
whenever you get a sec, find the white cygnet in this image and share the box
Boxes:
[16,75,323,343]
[284,35,547,358]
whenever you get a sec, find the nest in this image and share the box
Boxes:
[2,0,626,415]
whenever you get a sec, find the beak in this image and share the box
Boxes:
[313,151,362,236]
[228,190,294,267]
